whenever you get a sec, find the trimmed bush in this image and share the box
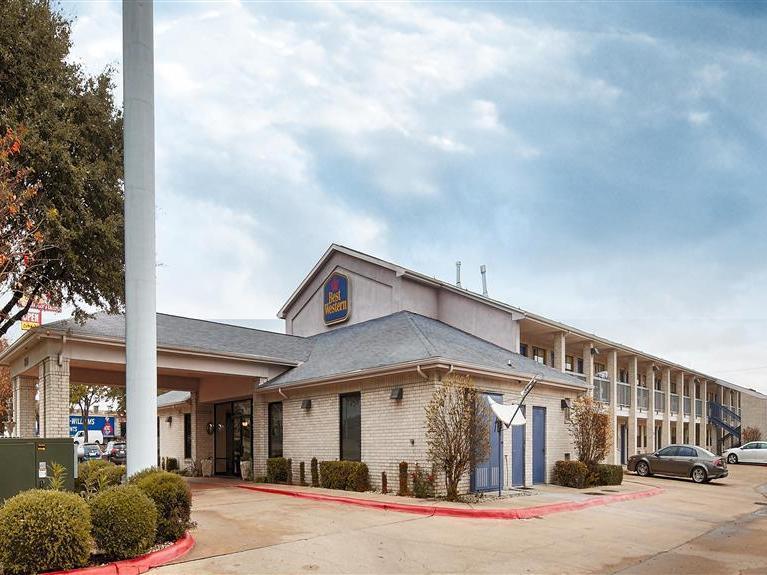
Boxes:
[381,471,388,494]
[76,459,112,492]
[134,470,192,543]
[90,485,157,560]
[595,464,623,486]
[398,461,409,495]
[128,466,162,485]
[96,464,126,488]
[0,489,91,574]
[411,464,435,499]
[552,460,590,488]
[310,457,319,487]
[287,458,293,485]
[166,457,179,472]
[299,461,307,486]
[266,457,290,484]
[319,461,370,492]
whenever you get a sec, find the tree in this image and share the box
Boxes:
[425,373,490,501]
[567,395,611,468]
[0,0,124,336]
[70,384,122,443]
[742,426,762,443]
[0,338,10,434]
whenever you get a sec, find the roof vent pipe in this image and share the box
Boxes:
[480,265,488,296]
[455,261,462,288]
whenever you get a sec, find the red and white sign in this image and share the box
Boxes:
[19,295,61,313]
[21,309,42,330]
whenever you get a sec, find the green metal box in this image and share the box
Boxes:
[0,438,76,502]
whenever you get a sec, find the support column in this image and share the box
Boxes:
[38,357,70,438]
[11,376,37,437]
[691,378,697,445]
[662,368,672,447]
[553,332,566,372]
[646,365,656,453]
[701,380,708,449]
[676,373,685,445]
[607,350,618,464]
[583,343,594,389]
[628,356,638,458]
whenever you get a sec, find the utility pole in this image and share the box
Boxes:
[123,0,157,476]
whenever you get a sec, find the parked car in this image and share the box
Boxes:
[76,441,85,460]
[724,441,767,464]
[73,429,104,446]
[628,444,728,483]
[105,441,127,464]
[82,443,103,462]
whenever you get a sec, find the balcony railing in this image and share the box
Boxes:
[592,377,610,404]
[617,383,631,408]
[637,388,649,411]
[683,396,691,416]
[670,393,679,414]
[654,390,665,413]
[695,398,703,417]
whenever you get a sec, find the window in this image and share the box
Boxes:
[657,446,678,457]
[594,362,606,376]
[679,446,697,457]
[532,347,546,365]
[340,392,361,461]
[520,343,528,357]
[565,355,574,371]
[183,413,192,459]
[268,402,283,458]
[619,369,628,384]
[576,358,584,374]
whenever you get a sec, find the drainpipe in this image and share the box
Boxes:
[277,388,288,400]
[416,365,429,381]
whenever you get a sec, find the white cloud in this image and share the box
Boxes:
[688,110,710,126]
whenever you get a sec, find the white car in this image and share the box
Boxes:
[73,429,104,446]
[724,441,767,464]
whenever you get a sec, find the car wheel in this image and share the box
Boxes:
[727,453,738,464]
[691,467,707,484]
[636,461,650,477]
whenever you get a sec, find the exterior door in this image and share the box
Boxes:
[214,399,253,475]
[620,424,627,465]
[472,393,503,492]
[532,406,546,484]
[511,405,526,487]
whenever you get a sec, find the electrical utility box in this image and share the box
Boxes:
[0,438,76,502]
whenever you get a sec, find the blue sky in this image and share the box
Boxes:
[60,1,766,392]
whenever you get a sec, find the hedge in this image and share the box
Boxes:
[76,459,112,492]
[133,470,192,543]
[266,457,290,484]
[595,464,623,486]
[319,461,369,492]
[90,485,157,560]
[0,489,91,574]
[310,457,319,487]
[552,460,590,488]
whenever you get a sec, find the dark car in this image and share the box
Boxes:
[82,443,103,462]
[628,444,728,483]
[106,441,127,464]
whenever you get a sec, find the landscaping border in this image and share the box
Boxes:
[238,484,663,520]
[46,532,195,575]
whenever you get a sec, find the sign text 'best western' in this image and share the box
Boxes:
[323,272,350,325]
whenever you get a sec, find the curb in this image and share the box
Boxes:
[47,532,195,575]
[237,484,663,520]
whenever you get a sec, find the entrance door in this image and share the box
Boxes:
[472,393,502,492]
[532,406,546,484]
[512,405,526,487]
[620,424,627,465]
[214,399,253,476]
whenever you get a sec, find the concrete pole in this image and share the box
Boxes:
[646,365,656,451]
[662,367,672,446]
[607,350,618,464]
[123,0,157,476]
[628,356,638,457]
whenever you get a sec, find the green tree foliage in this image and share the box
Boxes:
[0,0,124,336]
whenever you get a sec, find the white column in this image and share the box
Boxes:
[628,356,638,457]
[701,380,708,449]
[646,365,656,452]
[691,378,698,445]
[662,368,671,446]
[553,332,566,372]
[583,343,594,389]
[676,373,685,445]
[124,0,158,476]
[607,350,618,464]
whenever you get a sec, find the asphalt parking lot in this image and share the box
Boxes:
[156,465,767,574]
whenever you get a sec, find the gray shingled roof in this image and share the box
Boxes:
[41,313,312,364]
[263,311,588,388]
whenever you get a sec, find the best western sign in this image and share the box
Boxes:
[323,272,350,325]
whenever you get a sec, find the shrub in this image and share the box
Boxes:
[166,457,179,472]
[381,471,388,494]
[299,461,307,486]
[319,461,369,491]
[134,471,192,543]
[128,466,162,485]
[594,464,623,486]
[266,457,290,483]
[76,459,111,493]
[310,457,319,487]
[411,464,435,499]
[287,458,293,485]
[96,464,126,488]
[90,485,157,560]
[0,490,91,574]
[552,460,590,488]
[398,461,409,495]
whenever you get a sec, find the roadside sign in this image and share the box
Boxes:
[21,309,42,330]
[19,295,61,313]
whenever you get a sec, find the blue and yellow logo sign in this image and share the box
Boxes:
[323,272,350,325]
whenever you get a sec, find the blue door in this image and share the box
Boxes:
[620,424,627,465]
[472,393,503,492]
[512,405,526,487]
[532,406,546,484]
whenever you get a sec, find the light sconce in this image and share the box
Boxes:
[390,387,403,400]
[166,416,172,425]
[241,419,250,427]
[206,422,214,435]
[301,399,312,410]
[590,346,600,356]
[561,398,573,410]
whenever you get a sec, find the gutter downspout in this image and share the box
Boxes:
[416,365,429,381]
[277,388,288,400]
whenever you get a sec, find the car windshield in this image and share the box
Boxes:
[114,443,126,449]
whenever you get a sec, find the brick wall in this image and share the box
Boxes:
[39,358,70,438]
[158,403,191,467]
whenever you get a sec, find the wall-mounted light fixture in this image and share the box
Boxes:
[301,399,312,410]
[166,416,172,424]
[590,346,600,356]
[561,398,573,410]
[390,387,403,400]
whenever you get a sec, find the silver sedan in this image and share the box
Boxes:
[627,444,728,484]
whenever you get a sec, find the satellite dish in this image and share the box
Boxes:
[487,396,526,427]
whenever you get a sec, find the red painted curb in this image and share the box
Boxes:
[237,484,662,520]
[47,532,195,575]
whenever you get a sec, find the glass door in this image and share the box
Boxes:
[214,399,252,476]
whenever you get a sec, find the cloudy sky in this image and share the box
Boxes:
[59,1,766,392]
